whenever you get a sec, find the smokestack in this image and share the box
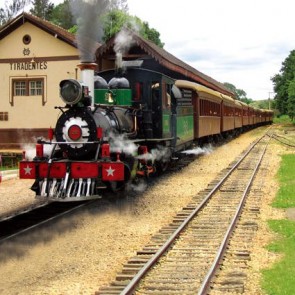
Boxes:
[77,62,97,106]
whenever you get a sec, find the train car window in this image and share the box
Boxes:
[207,101,210,115]
[163,83,172,108]
[151,81,162,111]
[201,99,204,115]
[178,88,192,107]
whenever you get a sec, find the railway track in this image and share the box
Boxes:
[0,200,95,243]
[96,132,272,295]
[0,152,198,244]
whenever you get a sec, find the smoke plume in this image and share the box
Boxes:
[70,0,110,62]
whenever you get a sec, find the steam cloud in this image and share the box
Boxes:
[70,0,110,62]
[109,132,171,164]
[109,132,138,155]
[21,139,55,161]
[114,29,136,69]
[181,144,213,156]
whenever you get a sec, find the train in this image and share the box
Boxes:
[19,62,273,201]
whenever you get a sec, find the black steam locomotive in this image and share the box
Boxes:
[19,67,183,200]
[19,65,273,201]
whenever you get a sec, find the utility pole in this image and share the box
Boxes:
[268,92,274,110]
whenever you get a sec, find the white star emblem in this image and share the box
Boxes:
[24,165,32,175]
[106,166,115,176]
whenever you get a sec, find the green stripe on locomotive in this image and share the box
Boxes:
[162,113,171,137]
[176,106,194,144]
[94,89,132,106]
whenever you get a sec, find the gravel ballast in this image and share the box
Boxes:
[0,126,286,295]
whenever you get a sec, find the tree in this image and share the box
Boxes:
[287,79,295,121]
[271,50,295,115]
[109,0,128,11]
[30,0,54,20]
[50,0,74,29]
[0,0,31,26]
[141,20,164,48]
[102,11,164,47]
[102,9,131,41]
[223,82,249,101]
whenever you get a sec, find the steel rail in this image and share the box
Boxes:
[0,200,96,243]
[119,133,270,295]
[197,133,272,294]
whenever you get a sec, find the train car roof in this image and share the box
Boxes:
[220,93,238,106]
[175,80,222,98]
[175,80,242,106]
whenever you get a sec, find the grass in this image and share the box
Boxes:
[272,154,295,208]
[262,220,295,294]
[261,154,295,294]
[273,115,295,124]
[0,166,18,171]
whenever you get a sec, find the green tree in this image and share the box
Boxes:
[102,9,131,41]
[241,97,253,105]
[30,0,54,20]
[50,0,74,29]
[102,11,164,47]
[0,0,31,26]
[271,50,295,114]
[141,20,164,48]
[223,82,249,101]
[287,79,295,121]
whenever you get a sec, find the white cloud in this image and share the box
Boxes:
[128,0,295,100]
[48,0,294,100]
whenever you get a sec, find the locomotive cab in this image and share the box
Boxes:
[97,68,180,142]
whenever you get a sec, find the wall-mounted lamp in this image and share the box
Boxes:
[30,54,36,63]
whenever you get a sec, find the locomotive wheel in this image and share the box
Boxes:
[108,181,125,192]
[156,160,170,174]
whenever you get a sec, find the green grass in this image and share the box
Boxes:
[273,115,294,124]
[262,220,295,294]
[272,154,295,208]
[262,154,295,294]
[0,166,18,171]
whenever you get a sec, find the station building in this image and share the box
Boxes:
[0,13,81,148]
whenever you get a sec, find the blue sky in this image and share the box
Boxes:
[49,0,295,100]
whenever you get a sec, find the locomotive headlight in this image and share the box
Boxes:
[60,79,85,105]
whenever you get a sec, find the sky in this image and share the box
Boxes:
[46,1,295,99]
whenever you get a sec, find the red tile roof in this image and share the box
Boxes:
[96,29,233,97]
[0,12,77,47]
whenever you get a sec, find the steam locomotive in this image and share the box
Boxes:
[19,63,273,201]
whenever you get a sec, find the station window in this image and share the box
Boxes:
[0,112,8,121]
[29,80,43,95]
[13,79,43,96]
[14,81,26,96]
[11,78,45,106]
